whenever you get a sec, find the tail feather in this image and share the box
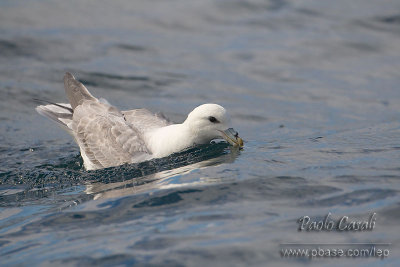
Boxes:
[35,102,73,132]
[64,72,96,109]
[33,98,73,113]
[36,72,96,133]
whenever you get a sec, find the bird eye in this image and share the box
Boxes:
[208,116,219,123]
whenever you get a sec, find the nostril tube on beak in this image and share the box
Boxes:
[221,128,243,148]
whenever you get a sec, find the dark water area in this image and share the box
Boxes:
[1,0,400,266]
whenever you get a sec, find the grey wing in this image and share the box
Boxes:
[64,72,97,109]
[122,109,172,136]
[72,102,151,170]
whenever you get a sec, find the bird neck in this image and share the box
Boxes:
[147,123,196,158]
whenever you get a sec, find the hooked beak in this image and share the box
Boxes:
[219,128,244,148]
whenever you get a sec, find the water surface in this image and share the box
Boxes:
[1,0,400,266]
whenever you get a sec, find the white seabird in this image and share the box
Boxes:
[36,73,243,170]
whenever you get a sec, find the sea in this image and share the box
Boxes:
[0,0,399,266]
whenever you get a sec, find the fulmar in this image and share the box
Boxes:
[36,73,243,170]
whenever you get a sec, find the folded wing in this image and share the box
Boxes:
[122,108,171,136]
[72,101,150,170]
[37,73,155,170]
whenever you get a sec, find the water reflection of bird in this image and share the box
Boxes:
[36,73,243,170]
[85,149,239,200]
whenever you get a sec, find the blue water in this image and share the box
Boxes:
[1,0,400,266]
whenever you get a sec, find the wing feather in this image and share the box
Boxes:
[71,101,150,170]
[122,108,171,136]
[64,72,97,109]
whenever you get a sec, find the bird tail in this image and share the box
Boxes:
[35,72,98,131]
[35,100,74,132]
